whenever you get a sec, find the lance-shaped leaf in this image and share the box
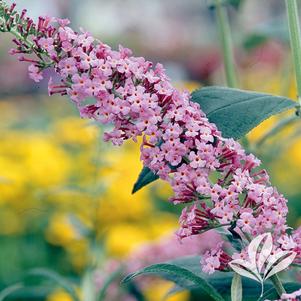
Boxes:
[231,273,242,301]
[122,256,225,301]
[124,255,299,301]
[132,87,295,193]
[27,268,80,301]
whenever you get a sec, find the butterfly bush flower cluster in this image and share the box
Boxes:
[1,1,301,275]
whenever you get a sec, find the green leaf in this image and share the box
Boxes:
[191,87,296,140]
[132,166,159,194]
[231,273,242,301]
[0,283,24,301]
[27,268,80,301]
[0,284,52,301]
[125,282,146,301]
[122,256,225,301]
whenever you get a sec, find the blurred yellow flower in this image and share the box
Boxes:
[24,135,70,187]
[46,213,81,246]
[105,224,150,258]
[144,281,189,301]
[47,290,73,301]
[105,213,178,258]
[53,117,98,146]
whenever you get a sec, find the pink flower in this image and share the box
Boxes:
[237,211,256,233]
[278,235,297,250]
[58,57,78,78]
[38,37,55,55]
[202,254,220,274]
[201,243,230,274]
[78,51,98,70]
[28,64,43,82]
[188,151,206,169]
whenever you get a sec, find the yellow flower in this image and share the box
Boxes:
[97,141,153,225]
[53,117,98,146]
[46,213,81,246]
[105,223,150,258]
[24,135,70,187]
[0,155,26,203]
[105,214,178,258]
[47,290,73,301]
[149,213,178,238]
[65,240,89,271]
[144,281,189,301]
[271,138,301,195]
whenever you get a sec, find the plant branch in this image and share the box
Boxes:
[285,0,301,109]
[214,0,238,88]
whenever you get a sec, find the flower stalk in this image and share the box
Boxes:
[285,0,301,110]
[214,0,238,88]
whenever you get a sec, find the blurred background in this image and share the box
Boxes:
[0,0,301,300]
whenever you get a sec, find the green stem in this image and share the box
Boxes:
[270,274,286,297]
[0,12,34,49]
[10,27,35,49]
[214,1,250,148]
[214,0,238,88]
[285,0,301,108]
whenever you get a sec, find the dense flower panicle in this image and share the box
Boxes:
[2,1,301,274]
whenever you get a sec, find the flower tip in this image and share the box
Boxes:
[8,48,16,55]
